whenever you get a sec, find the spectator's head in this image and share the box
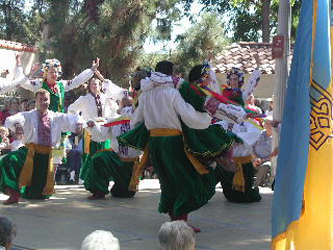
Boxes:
[20,99,29,112]
[188,64,211,86]
[35,89,50,113]
[254,98,261,108]
[0,216,17,250]
[155,61,175,77]
[247,94,255,105]
[14,125,24,141]
[159,221,195,250]
[266,96,274,110]
[27,100,35,111]
[9,98,19,113]
[0,126,9,139]
[131,70,149,91]
[1,69,10,78]
[120,96,133,109]
[81,230,120,250]
[227,67,245,89]
[263,116,273,134]
[87,78,102,96]
[43,59,62,84]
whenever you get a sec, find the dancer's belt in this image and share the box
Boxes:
[232,155,253,193]
[19,143,55,196]
[84,129,91,154]
[150,128,182,137]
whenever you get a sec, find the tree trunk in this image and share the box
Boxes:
[262,0,271,42]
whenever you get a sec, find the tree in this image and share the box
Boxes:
[182,0,301,42]
[171,12,228,78]
[0,0,27,42]
[31,0,184,85]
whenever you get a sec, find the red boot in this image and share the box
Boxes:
[188,224,201,233]
[3,188,20,205]
[170,213,201,233]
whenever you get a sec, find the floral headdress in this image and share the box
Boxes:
[42,59,62,78]
[226,67,245,87]
[195,62,211,84]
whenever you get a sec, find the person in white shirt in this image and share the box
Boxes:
[216,120,262,203]
[68,77,119,182]
[10,125,24,152]
[0,89,83,205]
[84,100,141,199]
[130,61,216,233]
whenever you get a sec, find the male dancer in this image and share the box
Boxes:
[0,89,83,205]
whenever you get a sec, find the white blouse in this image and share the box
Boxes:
[67,93,119,122]
[217,120,262,157]
[87,107,141,159]
[17,66,94,92]
[131,84,211,131]
[140,74,246,125]
[5,110,82,147]
[242,69,261,103]
[102,79,127,102]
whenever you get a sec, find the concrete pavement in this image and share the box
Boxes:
[0,180,273,250]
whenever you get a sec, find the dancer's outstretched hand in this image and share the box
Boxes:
[91,58,100,72]
[16,53,23,66]
[253,53,261,69]
[27,63,42,78]
[87,120,96,128]
[76,124,83,135]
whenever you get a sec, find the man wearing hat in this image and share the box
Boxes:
[252,116,279,187]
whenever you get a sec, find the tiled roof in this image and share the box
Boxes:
[213,42,293,75]
[0,39,38,53]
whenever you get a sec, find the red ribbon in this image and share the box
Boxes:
[102,120,130,127]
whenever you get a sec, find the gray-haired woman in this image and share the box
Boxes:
[0,216,16,250]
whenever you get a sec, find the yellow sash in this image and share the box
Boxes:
[232,155,253,193]
[128,147,149,191]
[84,129,91,154]
[19,143,54,196]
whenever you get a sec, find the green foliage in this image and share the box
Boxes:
[182,0,301,42]
[171,12,228,79]
[0,0,27,42]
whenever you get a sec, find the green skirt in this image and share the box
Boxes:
[117,123,149,151]
[84,150,136,198]
[118,123,239,159]
[215,162,261,203]
[0,147,50,199]
[80,140,111,181]
[149,134,216,217]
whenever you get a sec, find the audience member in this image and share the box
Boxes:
[0,216,17,250]
[246,94,262,114]
[0,98,20,125]
[27,99,35,111]
[0,69,10,78]
[20,99,29,112]
[252,116,279,187]
[81,230,120,250]
[159,221,196,250]
[265,96,274,117]
[0,126,10,154]
[10,125,24,151]
[66,133,83,184]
